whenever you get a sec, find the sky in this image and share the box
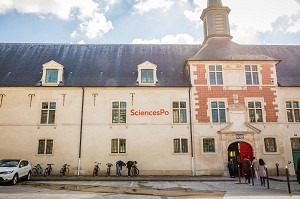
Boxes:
[0,0,300,45]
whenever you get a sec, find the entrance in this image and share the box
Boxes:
[228,141,253,176]
[291,138,300,171]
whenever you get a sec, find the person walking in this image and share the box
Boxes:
[252,157,259,181]
[227,158,235,178]
[258,158,267,186]
[242,155,251,184]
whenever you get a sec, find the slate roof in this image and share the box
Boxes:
[0,42,300,87]
[0,43,200,87]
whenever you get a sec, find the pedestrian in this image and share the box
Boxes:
[252,157,259,181]
[297,158,300,184]
[126,160,133,177]
[227,158,235,178]
[242,155,251,184]
[258,158,266,186]
[116,160,125,177]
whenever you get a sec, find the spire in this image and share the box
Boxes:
[200,0,232,44]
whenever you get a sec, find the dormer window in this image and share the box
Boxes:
[137,61,158,86]
[41,60,64,86]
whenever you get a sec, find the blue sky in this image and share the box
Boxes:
[0,0,300,45]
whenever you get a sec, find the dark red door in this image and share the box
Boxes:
[239,142,253,176]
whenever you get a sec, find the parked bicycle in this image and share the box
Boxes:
[60,164,70,176]
[93,162,100,177]
[32,164,43,176]
[130,161,139,177]
[44,164,54,177]
[105,163,113,177]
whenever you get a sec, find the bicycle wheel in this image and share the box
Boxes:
[135,168,139,176]
[44,168,49,177]
[32,168,38,176]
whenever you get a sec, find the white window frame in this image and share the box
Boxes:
[173,138,189,154]
[136,61,158,86]
[201,137,217,154]
[263,137,278,154]
[41,60,64,86]
[172,101,187,123]
[208,98,227,123]
[37,139,54,155]
[40,101,56,125]
[245,98,265,123]
[285,100,300,123]
[208,65,223,85]
[245,65,260,85]
[111,101,127,124]
[111,138,126,154]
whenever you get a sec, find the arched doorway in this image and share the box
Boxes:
[228,141,253,176]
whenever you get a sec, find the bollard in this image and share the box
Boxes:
[238,164,241,183]
[275,163,279,176]
[251,165,254,186]
[286,166,291,194]
[266,165,269,189]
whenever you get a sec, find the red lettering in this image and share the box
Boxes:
[130,109,169,116]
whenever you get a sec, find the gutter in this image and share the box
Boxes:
[188,87,195,176]
[77,87,85,176]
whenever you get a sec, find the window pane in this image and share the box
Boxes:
[181,139,188,153]
[212,109,219,123]
[48,110,55,124]
[203,138,215,152]
[287,109,294,122]
[173,109,179,123]
[293,101,299,108]
[119,139,126,153]
[209,65,215,71]
[252,65,258,71]
[249,109,256,122]
[255,102,262,108]
[45,69,58,83]
[173,102,179,108]
[216,72,223,85]
[219,102,225,108]
[50,102,56,109]
[216,65,222,71]
[248,102,254,108]
[211,102,218,108]
[173,139,180,153]
[112,110,119,123]
[253,73,259,85]
[246,72,252,84]
[286,101,292,108]
[46,140,53,154]
[120,102,126,109]
[180,102,186,108]
[256,109,263,122]
[209,72,216,85]
[141,69,154,83]
[245,65,250,71]
[180,109,187,123]
[294,109,300,122]
[119,110,126,123]
[112,102,119,108]
[111,139,118,153]
[291,138,300,149]
[40,110,48,124]
[38,140,45,154]
[219,109,226,122]
[42,102,48,109]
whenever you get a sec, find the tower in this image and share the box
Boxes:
[200,0,232,44]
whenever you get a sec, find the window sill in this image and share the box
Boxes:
[109,153,127,156]
[172,153,190,155]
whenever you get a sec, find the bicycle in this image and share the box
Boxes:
[60,164,70,176]
[44,164,54,177]
[105,163,113,177]
[93,162,100,177]
[32,164,43,176]
[130,161,139,177]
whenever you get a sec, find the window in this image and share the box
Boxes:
[203,138,215,152]
[173,138,188,153]
[112,101,126,123]
[211,101,226,123]
[38,139,53,154]
[245,65,259,85]
[40,102,56,124]
[111,138,126,153]
[141,69,154,83]
[291,138,300,150]
[41,60,64,86]
[264,137,277,152]
[248,101,263,122]
[172,101,187,123]
[209,65,223,85]
[286,101,300,122]
[45,69,58,83]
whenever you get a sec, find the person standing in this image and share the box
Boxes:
[242,155,251,184]
[258,158,266,186]
[252,157,259,181]
[116,160,125,177]
[126,160,133,177]
[227,158,235,178]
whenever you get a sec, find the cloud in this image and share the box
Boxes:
[0,0,113,39]
[131,34,197,44]
[134,0,174,14]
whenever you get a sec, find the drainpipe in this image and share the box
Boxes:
[189,87,195,176]
[77,87,85,176]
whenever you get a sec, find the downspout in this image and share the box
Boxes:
[189,87,195,176]
[77,87,85,176]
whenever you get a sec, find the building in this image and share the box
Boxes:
[1,0,300,176]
